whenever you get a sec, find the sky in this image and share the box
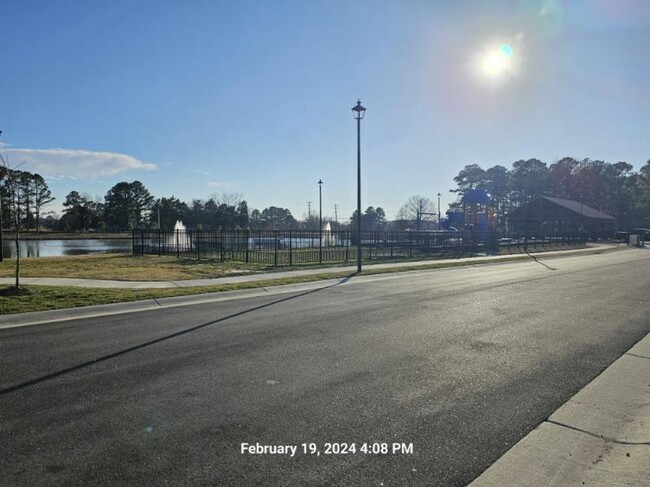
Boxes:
[1,0,649,222]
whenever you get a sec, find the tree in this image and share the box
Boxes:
[484,165,510,224]
[0,153,24,290]
[452,164,487,196]
[214,203,237,229]
[31,173,55,234]
[130,181,154,227]
[397,196,436,224]
[548,157,579,200]
[350,206,387,231]
[639,159,650,209]
[510,158,550,204]
[249,209,263,228]
[60,192,103,231]
[150,196,188,229]
[253,207,297,230]
[235,201,249,229]
[17,171,34,229]
[104,181,154,231]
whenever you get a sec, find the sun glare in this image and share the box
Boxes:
[481,44,514,78]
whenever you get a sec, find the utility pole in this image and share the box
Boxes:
[307,201,312,223]
[334,204,339,226]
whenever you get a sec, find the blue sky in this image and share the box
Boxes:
[1,0,648,221]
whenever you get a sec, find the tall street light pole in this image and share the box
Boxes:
[0,130,3,262]
[318,179,323,264]
[352,100,366,273]
[437,192,441,230]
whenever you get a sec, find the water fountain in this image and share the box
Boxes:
[322,221,334,246]
[167,220,191,252]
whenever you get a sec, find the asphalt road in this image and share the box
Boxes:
[1,249,649,486]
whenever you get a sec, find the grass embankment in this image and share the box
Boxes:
[0,244,596,315]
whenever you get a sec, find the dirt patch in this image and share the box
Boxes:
[0,287,34,297]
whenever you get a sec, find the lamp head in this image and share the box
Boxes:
[351,99,366,120]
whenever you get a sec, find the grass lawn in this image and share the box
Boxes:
[0,243,601,315]
[0,272,353,315]
[0,254,270,281]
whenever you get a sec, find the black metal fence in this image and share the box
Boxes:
[132,229,587,265]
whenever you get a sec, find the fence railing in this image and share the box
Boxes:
[132,229,587,266]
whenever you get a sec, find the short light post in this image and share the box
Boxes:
[318,179,323,264]
[437,192,441,230]
[352,100,366,273]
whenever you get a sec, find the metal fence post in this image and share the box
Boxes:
[345,231,350,262]
[273,230,278,267]
[140,229,145,256]
[176,229,180,258]
[289,230,293,266]
[245,229,250,263]
[220,229,224,262]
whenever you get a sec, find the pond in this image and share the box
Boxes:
[1,239,133,258]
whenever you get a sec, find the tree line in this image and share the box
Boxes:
[0,167,55,233]
[450,157,650,228]
[3,156,648,234]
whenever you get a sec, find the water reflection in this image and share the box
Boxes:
[2,239,132,258]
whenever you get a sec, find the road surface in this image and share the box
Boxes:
[1,248,649,486]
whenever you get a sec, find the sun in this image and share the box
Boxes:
[481,44,514,78]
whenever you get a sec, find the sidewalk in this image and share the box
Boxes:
[469,333,650,486]
[0,244,618,289]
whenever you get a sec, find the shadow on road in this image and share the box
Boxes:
[525,251,557,271]
[0,274,357,396]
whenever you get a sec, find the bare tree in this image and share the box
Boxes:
[397,195,437,221]
[210,192,243,207]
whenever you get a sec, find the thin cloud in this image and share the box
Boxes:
[3,147,156,178]
[207,181,232,188]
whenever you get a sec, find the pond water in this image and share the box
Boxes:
[1,239,132,258]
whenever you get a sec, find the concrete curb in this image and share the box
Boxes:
[0,277,347,329]
[468,333,650,487]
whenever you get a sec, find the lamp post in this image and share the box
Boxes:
[318,179,323,264]
[352,100,366,273]
[437,192,441,230]
[0,130,3,262]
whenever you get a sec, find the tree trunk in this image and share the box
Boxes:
[14,228,19,290]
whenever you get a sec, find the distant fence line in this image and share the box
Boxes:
[132,229,587,265]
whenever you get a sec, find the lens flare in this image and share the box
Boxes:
[481,45,514,78]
